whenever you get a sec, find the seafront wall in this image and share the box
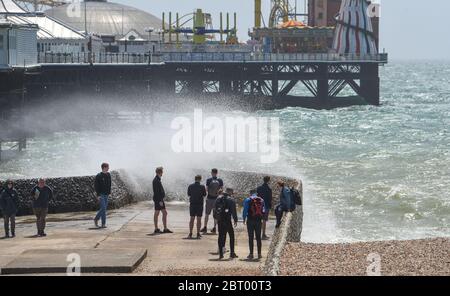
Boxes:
[0,170,300,217]
[264,181,303,276]
[0,171,142,216]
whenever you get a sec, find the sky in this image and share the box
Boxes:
[113,0,450,60]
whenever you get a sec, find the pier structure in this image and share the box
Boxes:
[19,51,387,109]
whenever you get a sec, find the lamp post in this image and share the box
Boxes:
[145,27,154,64]
[155,29,163,53]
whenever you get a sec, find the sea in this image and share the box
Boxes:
[1,60,449,243]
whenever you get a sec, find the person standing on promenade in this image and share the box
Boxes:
[0,180,19,238]
[214,188,238,260]
[243,189,265,260]
[94,163,111,228]
[274,180,294,228]
[152,167,172,234]
[30,178,53,237]
[201,168,223,235]
[257,176,273,240]
[187,175,207,239]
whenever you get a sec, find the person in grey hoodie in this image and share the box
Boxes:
[0,180,19,238]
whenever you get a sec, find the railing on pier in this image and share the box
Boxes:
[161,52,388,63]
[38,52,388,65]
[38,52,161,64]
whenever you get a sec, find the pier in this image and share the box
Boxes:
[0,0,388,161]
[16,51,388,109]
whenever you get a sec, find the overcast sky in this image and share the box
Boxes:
[114,0,450,60]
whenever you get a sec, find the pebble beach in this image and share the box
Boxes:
[280,238,450,276]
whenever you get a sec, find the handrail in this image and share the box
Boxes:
[37,52,388,64]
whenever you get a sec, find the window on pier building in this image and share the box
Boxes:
[0,35,3,50]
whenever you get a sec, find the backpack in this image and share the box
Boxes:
[290,187,302,207]
[207,178,221,197]
[249,197,264,219]
[213,197,227,220]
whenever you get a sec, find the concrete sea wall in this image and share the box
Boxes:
[1,170,301,218]
[0,171,143,216]
[263,182,303,276]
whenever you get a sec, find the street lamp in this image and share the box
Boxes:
[145,27,154,45]
[145,27,154,63]
[154,28,164,54]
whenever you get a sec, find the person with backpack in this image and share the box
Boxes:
[0,180,19,238]
[187,175,207,239]
[257,176,273,240]
[242,189,265,260]
[152,166,173,234]
[201,168,223,235]
[94,163,111,228]
[214,188,238,260]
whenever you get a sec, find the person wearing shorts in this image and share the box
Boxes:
[187,175,207,239]
[152,167,172,234]
[201,168,223,234]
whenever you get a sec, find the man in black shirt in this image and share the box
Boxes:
[30,178,53,237]
[214,188,238,260]
[187,175,207,239]
[152,167,172,234]
[257,176,273,240]
[94,163,112,228]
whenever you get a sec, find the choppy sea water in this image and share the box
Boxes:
[1,61,449,243]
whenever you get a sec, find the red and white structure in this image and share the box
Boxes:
[332,0,378,55]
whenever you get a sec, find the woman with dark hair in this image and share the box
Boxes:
[0,180,19,238]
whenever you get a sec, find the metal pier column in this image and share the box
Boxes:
[317,64,329,103]
[360,64,380,106]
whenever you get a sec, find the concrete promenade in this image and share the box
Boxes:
[0,202,274,275]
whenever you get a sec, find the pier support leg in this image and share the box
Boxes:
[188,80,203,95]
[272,79,279,98]
[317,64,329,103]
[19,138,27,151]
[272,64,279,99]
[360,64,380,106]
[220,80,232,96]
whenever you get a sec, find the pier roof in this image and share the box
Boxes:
[0,0,24,14]
[1,0,85,40]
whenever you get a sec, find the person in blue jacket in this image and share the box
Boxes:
[243,189,265,260]
[274,180,294,228]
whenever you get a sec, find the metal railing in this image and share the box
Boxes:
[38,52,388,64]
[161,52,388,63]
[38,52,159,64]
